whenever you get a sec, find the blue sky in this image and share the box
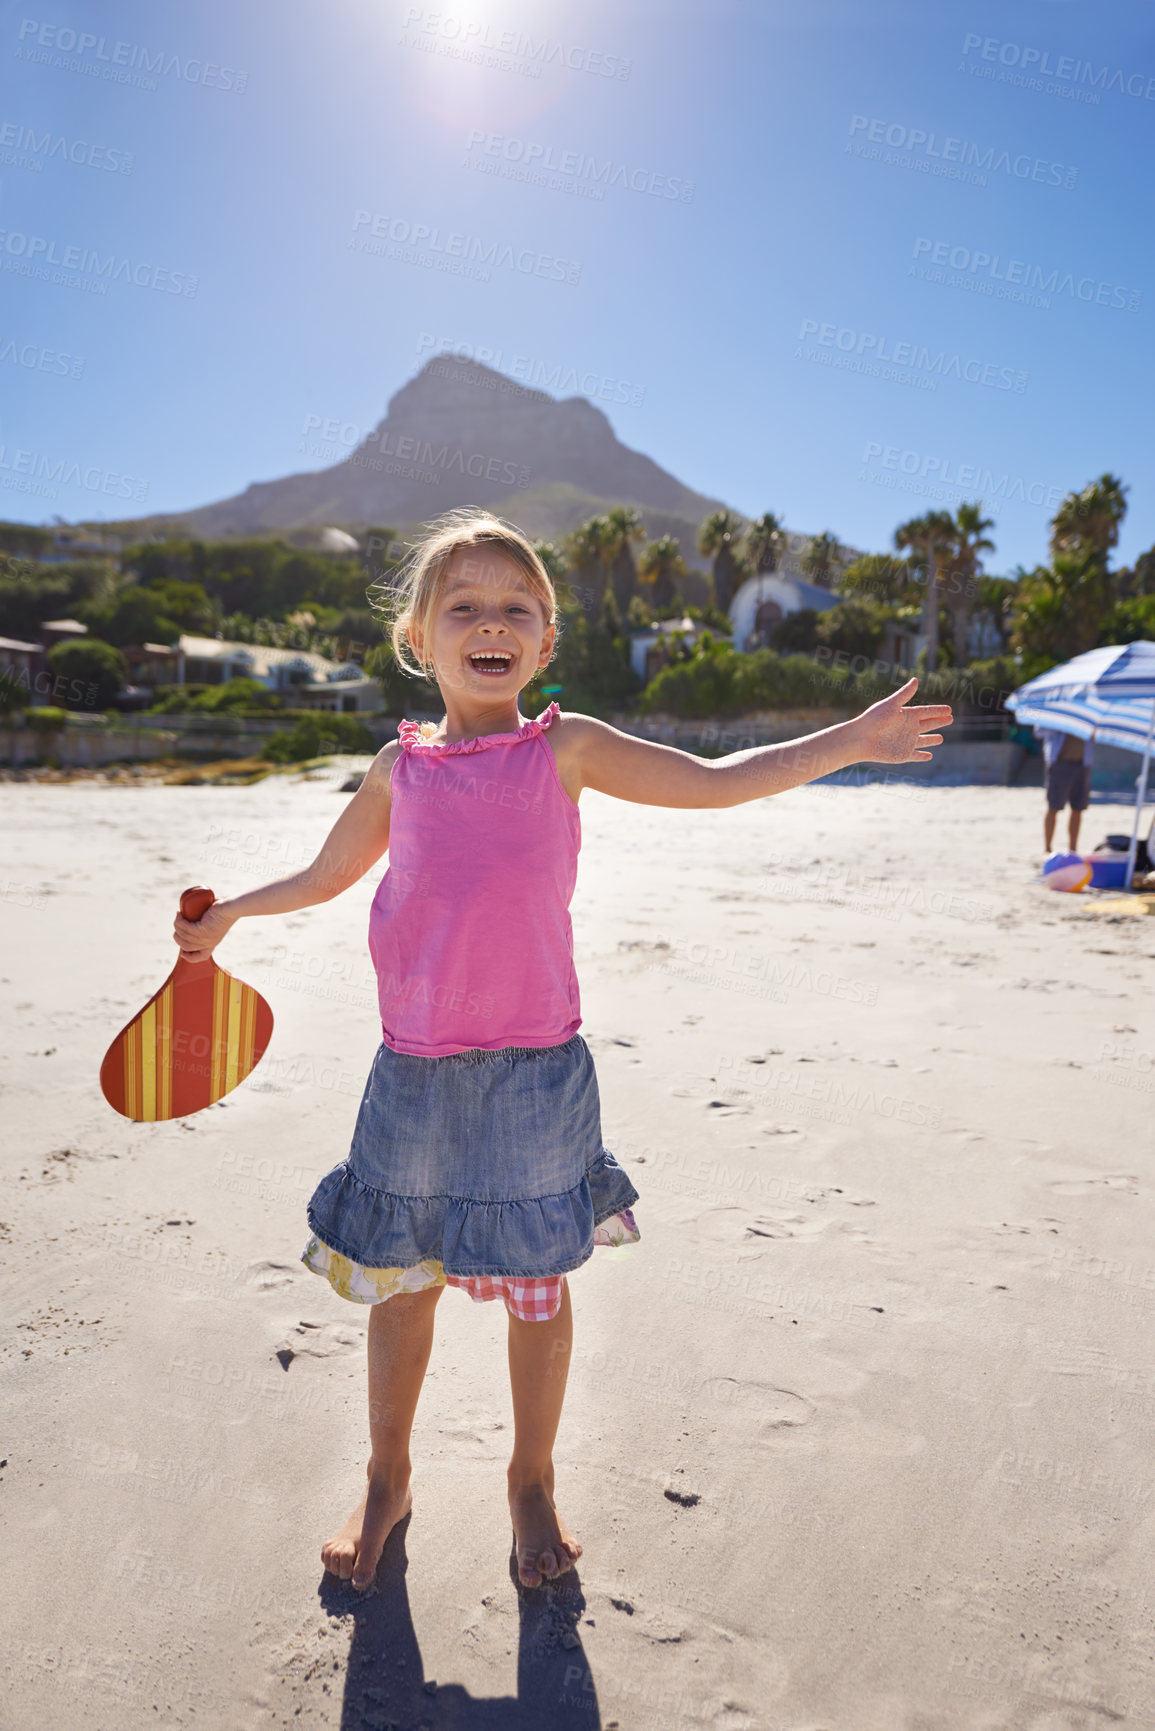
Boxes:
[2,0,1152,576]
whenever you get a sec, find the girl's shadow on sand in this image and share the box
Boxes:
[318,1511,602,1729]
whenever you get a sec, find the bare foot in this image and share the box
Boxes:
[322,1459,413,1590]
[508,1473,582,1588]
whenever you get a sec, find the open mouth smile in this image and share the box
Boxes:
[467,650,515,676]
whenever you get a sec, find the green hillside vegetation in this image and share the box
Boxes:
[3,475,1154,740]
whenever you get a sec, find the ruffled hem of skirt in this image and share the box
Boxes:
[305,1146,640,1279]
[301,1207,640,1316]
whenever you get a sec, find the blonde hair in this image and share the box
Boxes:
[370,510,560,683]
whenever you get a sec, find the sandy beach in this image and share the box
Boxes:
[3,766,1153,1730]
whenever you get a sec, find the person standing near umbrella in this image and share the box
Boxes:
[1009,644,1155,887]
[1037,726,1094,852]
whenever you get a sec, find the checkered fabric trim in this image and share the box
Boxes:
[445,1273,565,1322]
[301,1206,639,1322]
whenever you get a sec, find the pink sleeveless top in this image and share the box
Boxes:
[369,701,582,1056]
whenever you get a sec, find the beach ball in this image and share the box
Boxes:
[1042,851,1092,892]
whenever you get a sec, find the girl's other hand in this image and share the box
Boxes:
[856,677,953,763]
[173,900,237,963]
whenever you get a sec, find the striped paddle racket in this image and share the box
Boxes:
[100,886,273,1121]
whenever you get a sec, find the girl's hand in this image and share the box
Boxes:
[173,899,237,963]
[855,677,953,763]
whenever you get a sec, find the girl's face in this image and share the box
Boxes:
[415,548,556,696]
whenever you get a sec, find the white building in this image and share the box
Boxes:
[728,575,840,653]
[175,636,381,713]
[730,568,926,670]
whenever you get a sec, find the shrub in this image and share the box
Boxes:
[188,678,283,714]
[262,712,375,763]
[639,639,853,718]
[147,680,289,716]
[44,638,127,710]
[22,705,68,733]
[940,655,1021,712]
[147,684,210,713]
[641,635,1032,720]
[815,598,893,661]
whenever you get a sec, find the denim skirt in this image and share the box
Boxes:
[305,1032,640,1280]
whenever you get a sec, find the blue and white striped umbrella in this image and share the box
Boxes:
[1006,641,1155,753]
[1006,642,1155,884]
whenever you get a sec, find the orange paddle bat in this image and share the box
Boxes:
[100,886,273,1121]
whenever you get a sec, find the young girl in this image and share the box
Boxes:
[173,510,951,1592]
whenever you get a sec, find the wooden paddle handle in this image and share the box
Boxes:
[180,886,216,922]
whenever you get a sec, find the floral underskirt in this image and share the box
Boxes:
[301,1207,639,1322]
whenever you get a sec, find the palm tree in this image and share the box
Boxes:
[1010,548,1114,668]
[839,552,919,607]
[745,512,785,575]
[944,503,995,667]
[894,510,956,672]
[532,541,566,583]
[637,535,687,610]
[698,509,745,613]
[530,539,573,614]
[601,506,646,617]
[564,516,610,620]
[1049,473,1129,562]
[800,530,844,589]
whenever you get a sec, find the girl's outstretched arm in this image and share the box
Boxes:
[569,678,952,809]
[172,742,399,961]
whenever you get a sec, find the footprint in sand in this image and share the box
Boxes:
[744,1213,831,1241]
[705,1377,922,1456]
[702,1377,817,1429]
[437,1414,508,1458]
[275,1320,363,1367]
[1045,1174,1140,1195]
[688,1206,830,1244]
[744,1192,876,1240]
[245,1260,301,1290]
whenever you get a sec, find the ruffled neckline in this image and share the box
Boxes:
[398,699,560,756]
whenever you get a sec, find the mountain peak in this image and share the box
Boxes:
[376,352,620,438]
[142,355,728,551]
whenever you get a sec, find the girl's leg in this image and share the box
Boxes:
[322,1282,443,1589]
[506,1276,584,1588]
